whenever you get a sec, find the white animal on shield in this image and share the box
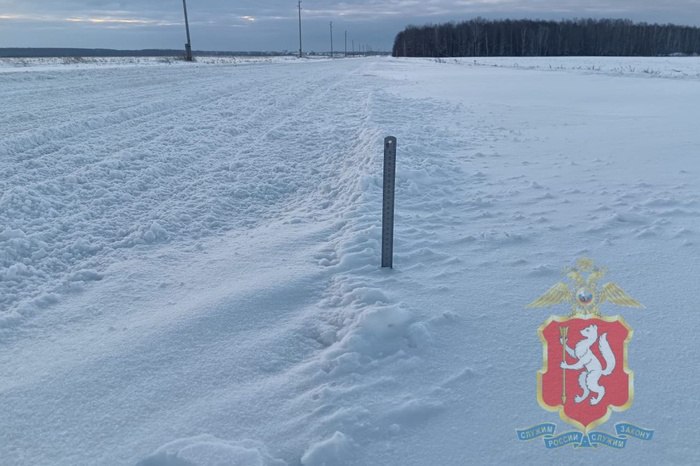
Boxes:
[560,324,616,405]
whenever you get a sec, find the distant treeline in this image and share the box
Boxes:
[0,48,291,58]
[392,18,700,57]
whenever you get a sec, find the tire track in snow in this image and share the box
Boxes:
[1,67,295,160]
[0,61,371,328]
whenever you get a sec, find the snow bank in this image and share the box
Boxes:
[301,431,353,466]
[0,56,298,73]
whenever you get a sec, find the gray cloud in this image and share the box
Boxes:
[1,1,700,51]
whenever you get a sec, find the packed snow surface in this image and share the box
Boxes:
[1,56,699,465]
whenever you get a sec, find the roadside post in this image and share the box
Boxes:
[382,136,397,268]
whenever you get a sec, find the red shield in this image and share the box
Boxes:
[537,315,633,432]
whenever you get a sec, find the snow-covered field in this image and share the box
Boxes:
[454,55,700,79]
[1,56,699,465]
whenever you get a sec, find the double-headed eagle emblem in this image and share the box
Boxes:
[528,258,643,316]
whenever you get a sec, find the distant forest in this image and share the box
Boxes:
[392,18,700,57]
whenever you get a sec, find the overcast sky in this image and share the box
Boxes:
[2,1,700,52]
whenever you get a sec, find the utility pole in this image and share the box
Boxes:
[345,30,347,57]
[330,21,333,58]
[297,1,303,58]
[352,39,355,56]
[182,0,193,61]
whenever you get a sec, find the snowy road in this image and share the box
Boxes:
[1,59,376,324]
[1,58,386,464]
[2,57,700,465]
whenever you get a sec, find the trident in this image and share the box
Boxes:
[560,326,569,404]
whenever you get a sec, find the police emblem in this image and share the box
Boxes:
[517,258,654,449]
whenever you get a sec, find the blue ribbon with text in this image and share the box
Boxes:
[516,422,654,449]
